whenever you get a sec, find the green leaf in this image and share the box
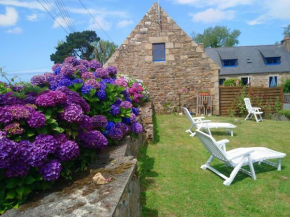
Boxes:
[15,186,24,196]
[12,202,20,209]
[46,118,56,124]
[24,176,35,185]
[6,190,16,199]
[23,186,32,195]
[45,114,51,119]
[46,108,53,115]
[27,130,34,137]
[57,107,64,113]
[14,136,22,142]
[0,190,5,201]
[6,178,17,189]
[54,127,64,133]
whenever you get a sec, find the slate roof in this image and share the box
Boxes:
[205,45,290,76]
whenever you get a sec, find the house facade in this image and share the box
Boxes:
[205,38,290,87]
[105,3,220,115]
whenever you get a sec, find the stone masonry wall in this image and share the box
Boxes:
[105,3,220,115]
[220,72,290,87]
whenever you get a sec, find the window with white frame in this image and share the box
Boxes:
[241,77,251,86]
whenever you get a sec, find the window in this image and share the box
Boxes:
[222,59,238,67]
[269,76,277,87]
[241,77,250,86]
[219,78,226,85]
[265,57,281,65]
[152,43,165,62]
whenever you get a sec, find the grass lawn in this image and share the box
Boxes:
[138,115,290,217]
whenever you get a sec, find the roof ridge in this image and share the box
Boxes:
[206,44,283,50]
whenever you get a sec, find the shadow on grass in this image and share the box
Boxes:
[138,113,159,217]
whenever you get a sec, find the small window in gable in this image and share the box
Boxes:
[152,43,166,62]
[265,57,281,65]
[269,76,278,87]
[222,59,238,67]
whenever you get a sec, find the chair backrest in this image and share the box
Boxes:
[244,98,253,112]
[196,130,229,163]
[182,107,197,126]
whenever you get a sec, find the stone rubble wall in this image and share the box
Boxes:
[4,102,154,217]
[105,3,220,115]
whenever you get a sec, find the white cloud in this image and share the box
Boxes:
[0,6,18,26]
[117,19,133,28]
[26,13,38,21]
[88,16,111,31]
[52,17,73,29]
[171,0,253,9]
[6,26,22,34]
[190,8,235,24]
[247,0,290,25]
[0,0,50,11]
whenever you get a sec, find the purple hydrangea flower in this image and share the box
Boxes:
[8,105,31,120]
[27,111,46,128]
[91,115,108,128]
[96,89,107,101]
[31,75,47,86]
[60,63,75,76]
[110,105,121,116]
[130,113,137,123]
[115,122,129,135]
[5,160,30,178]
[108,127,123,140]
[77,115,93,131]
[34,134,58,154]
[81,72,95,80]
[0,134,17,169]
[121,90,129,98]
[125,97,132,103]
[0,92,23,106]
[78,130,108,149]
[79,59,90,68]
[120,101,132,109]
[116,77,128,87]
[132,107,139,116]
[106,66,117,76]
[131,122,143,134]
[99,80,107,90]
[29,145,49,167]
[4,122,24,135]
[81,85,94,95]
[84,79,100,89]
[89,59,102,70]
[58,78,73,87]
[53,66,61,75]
[24,92,37,104]
[18,140,34,164]
[52,63,61,71]
[63,104,83,123]
[39,159,62,181]
[55,140,79,161]
[79,98,90,113]
[54,133,68,145]
[96,68,109,79]
[44,73,55,83]
[0,106,13,124]
[35,90,67,107]
[114,98,122,106]
[64,56,80,66]
[75,64,87,75]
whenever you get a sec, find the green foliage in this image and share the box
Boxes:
[93,40,118,65]
[279,110,290,119]
[229,86,248,117]
[283,24,290,38]
[50,31,100,63]
[283,78,290,93]
[223,78,243,87]
[191,25,241,48]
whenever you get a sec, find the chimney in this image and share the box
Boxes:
[281,36,290,51]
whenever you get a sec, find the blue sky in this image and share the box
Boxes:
[1,0,290,82]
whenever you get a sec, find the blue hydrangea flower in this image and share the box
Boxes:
[81,85,94,95]
[110,105,121,116]
[54,66,61,75]
[96,89,107,101]
[58,78,73,87]
[105,121,115,131]
[132,107,139,116]
[122,117,131,125]
[72,78,84,84]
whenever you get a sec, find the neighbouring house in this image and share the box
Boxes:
[105,3,220,115]
[205,37,290,87]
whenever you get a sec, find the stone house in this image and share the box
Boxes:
[205,37,290,87]
[105,3,220,115]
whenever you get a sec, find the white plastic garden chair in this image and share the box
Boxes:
[196,130,286,186]
[244,98,263,122]
[182,107,236,137]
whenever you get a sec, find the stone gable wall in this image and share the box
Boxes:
[105,3,220,115]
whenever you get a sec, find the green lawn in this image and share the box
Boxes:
[138,115,290,217]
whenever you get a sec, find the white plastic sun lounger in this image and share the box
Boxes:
[196,130,286,186]
[244,97,263,122]
[183,107,236,137]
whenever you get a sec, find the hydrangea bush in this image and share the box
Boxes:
[0,57,149,214]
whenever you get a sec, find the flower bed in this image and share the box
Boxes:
[0,57,149,214]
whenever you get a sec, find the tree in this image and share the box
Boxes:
[93,40,118,65]
[283,24,290,38]
[50,30,100,63]
[191,26,241,48]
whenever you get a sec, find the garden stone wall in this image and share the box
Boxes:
[104,3,220,115]
[3,103,154,217]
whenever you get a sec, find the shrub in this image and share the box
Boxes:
[283,78,290,93]
[223,78,243,87]
[279,110,290,119]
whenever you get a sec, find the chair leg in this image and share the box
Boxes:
[248,156,256,180]
[223,157,246,186]
[245,113,251,121]
[201,156,214,170]
[277,159,282,171]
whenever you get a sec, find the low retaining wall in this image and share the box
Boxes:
[3,102,154,217]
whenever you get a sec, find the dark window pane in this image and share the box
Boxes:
[219,79,225,85]
[222,59,238,67]
[269,76,278,87]
[153,43,165,62]
[265,57,280,65]
[241,77,248,85]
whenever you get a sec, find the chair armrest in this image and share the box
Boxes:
[192,117,211,124]
[227,150,255,161]
[216,139,229,151]
[252,107,262,112]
